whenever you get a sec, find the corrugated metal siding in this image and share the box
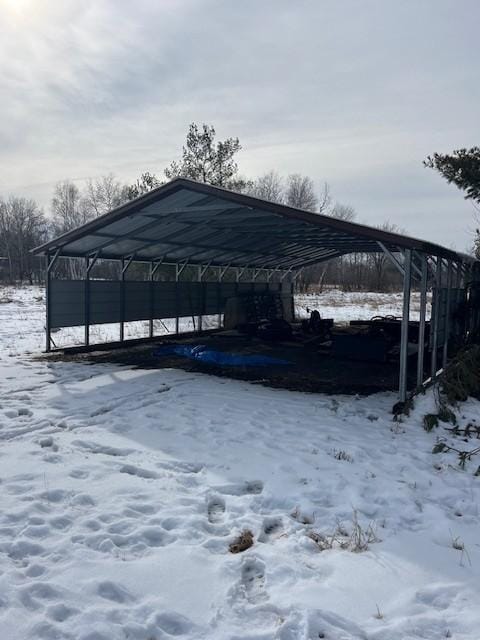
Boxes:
[49,280,285,329]
[90,281,121,324]
[430,287,467,347]
[50,281,85,328]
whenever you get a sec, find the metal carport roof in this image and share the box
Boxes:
[33,178,472,269]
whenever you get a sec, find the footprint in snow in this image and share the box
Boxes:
[72,440,135,457]
[38,436,56,449]
[69,468,89,479]
[72,524,171,557]
[258,517,283,543]
[156,460,204,474]
[96,580,134,604]
[89,405,113,417]
[17,408,33,417]
[241,557,268,603]
[150,611,198,637]
[120,464,159,480]
[207,496,226,523]
[13,394,31,402]
[46,602,79,622]
[18,582,62,611]
[24,564,46,578]
[215,480,263,496]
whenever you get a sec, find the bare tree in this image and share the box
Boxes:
[0,197,47,283]
[299,202,357,291]
[51,180,98,280]
[329,202,356,222]
[83,174,126,217]
[51,181,91,234]
[317,182,332,214]
[249,171,284,202]
[285,174,318,212]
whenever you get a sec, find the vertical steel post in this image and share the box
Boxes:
[451,263,460,344]
[442,260,453,368]
[85,256,90,347]
[216,264,231,328]
[149,262,155,339]
[291,278,295,321]
[217,267,223,328]
[399,249,412,402]
[175,264,179,335]
[430,258,443,378]
[45,252,51,353]
[198,265,203,333]
[45,249,60,352]
[235,267,240,299]
[416,254,428,387]
[120,258,125,343]
[149,259,163,338]
[84,252,99,347]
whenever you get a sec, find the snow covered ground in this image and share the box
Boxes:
[0,285,479,640]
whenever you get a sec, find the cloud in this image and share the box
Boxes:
[0,0,478,249]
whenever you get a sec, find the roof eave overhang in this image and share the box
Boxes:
[32,177,475,266]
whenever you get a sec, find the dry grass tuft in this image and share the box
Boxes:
[308,510,380,553]
[229,529,254,554]
[331,449,354,462]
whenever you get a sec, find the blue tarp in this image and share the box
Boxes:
[153,344,292,367]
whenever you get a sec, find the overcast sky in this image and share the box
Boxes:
[0,0,478,251]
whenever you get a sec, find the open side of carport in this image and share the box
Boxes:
[33,177,478,402]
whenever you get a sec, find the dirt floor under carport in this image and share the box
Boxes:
[41,329,420,396]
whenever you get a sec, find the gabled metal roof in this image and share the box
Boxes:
[34,178,471,269]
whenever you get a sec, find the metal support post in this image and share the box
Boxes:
[149,263,155,339]
[175,263,180,335]
[442,260,453,368]
[174,260,189,334]
[200,261,212,279]
[399,249,412,402]
[215,264,230,328]
[120,259,125,342]
[266,267,279,283]
[416,254,428,387]
[119,255,133,342]
[252,269,261,282]
[280,267,294,282]
[45,249,60,352]
[197,265,203,333]
[236,265,249,282]
[85,257,90,346]
[149,259,163,339]
[45,253,51,353]
[217,267,224,328]
[219,264,231,279]
[430,257,443,378]
[84,252,99,347]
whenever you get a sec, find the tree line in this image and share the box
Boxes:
[1,124,477,289]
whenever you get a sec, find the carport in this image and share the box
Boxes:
[33,178,478,402]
